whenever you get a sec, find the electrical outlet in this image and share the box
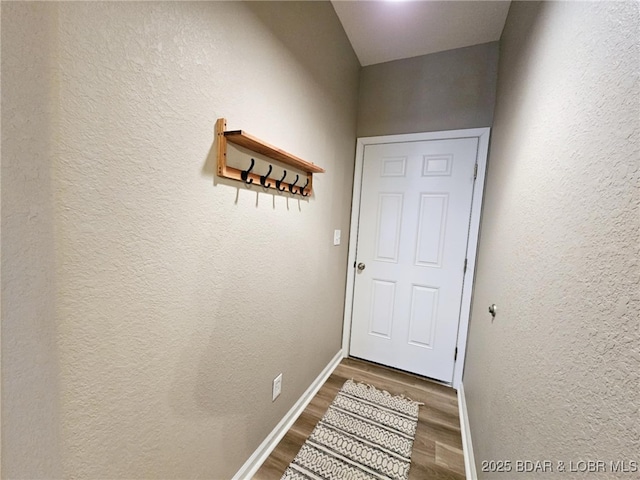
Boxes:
[272,373,282,401]
[333,229,341,246]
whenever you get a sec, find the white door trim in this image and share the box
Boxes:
[342,128,490,389]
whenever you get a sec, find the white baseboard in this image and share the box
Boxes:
[232,349,344,480]
[458,383,478,480]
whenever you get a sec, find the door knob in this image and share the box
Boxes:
[488,304,497,317]
[357,262,366,272]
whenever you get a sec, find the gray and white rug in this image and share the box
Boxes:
[281,379,421,480]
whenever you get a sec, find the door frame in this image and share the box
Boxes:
[342,128,490,390]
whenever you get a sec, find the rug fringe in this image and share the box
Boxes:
[346,379,424,407]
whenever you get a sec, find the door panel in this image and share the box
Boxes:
[349,138,478,382]
[415,193,448,267]
[369,279,396,338]
[374,193,403,262]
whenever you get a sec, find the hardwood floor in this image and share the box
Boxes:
[253,357,466,480]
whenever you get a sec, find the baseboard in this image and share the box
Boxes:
[232,349,344,480]
[458,383,478,480]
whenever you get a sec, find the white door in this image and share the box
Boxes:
[349,137,479,382]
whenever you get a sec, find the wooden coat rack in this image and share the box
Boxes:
[216,118,325,196]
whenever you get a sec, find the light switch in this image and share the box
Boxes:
[333,229,341,246]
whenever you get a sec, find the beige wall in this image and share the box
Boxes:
[1,3,63,477]
[2,2,359,478]
[356,42,498,137]
[464,2,639,477]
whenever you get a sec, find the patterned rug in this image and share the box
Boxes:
[281,379,422,480]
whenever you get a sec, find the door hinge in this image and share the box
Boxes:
[454,347,458,362]
[463,258,468,273]
[473,163,478,180]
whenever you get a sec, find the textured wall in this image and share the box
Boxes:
[464,2,639,478]
[356,42,498,137]
[2,1,359,478]
[1,3,63,478]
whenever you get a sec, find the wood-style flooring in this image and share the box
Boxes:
[253,357,466,480]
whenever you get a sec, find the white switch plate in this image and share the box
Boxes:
[272,373,282,401]
[333,229,341,246]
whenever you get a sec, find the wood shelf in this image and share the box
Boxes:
[224,130,325,174]
[216,118,324,196]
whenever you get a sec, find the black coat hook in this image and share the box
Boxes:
[240,158,255,184]
[299,178,310,197]
[288,174,299,194]
[276,170,287,192]
[260,165,273,188]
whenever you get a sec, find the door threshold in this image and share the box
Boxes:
[347,355,454,390]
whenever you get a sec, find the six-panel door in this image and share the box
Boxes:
[350,138,478,382]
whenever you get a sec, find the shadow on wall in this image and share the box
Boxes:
[482,1,547,212]
[245,1,360,108]
[166,232,288,419]
[166,282,263,473]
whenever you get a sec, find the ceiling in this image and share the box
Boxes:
[331,1,511,66]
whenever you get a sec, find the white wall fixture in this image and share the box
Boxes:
[272,374,282,401]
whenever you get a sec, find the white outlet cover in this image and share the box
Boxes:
[333,229,341,246]
[272,373,282,401]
